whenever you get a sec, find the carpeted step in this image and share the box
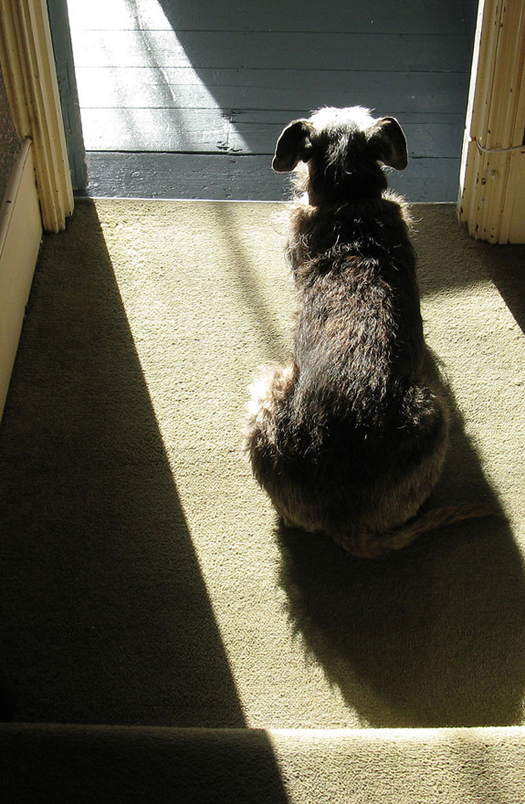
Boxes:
[0,199,524,737]
[1,723,525,803]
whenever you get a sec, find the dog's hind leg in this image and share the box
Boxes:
[244,362,297,476]
[246,362,296,431]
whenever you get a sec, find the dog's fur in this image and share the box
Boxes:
[245,106,494,558]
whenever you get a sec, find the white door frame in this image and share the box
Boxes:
[0,0,74,234]
[458,0,525,244]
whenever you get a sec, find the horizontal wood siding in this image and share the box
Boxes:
[67,0,474,201]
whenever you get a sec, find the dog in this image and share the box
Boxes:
[245,106,494,558]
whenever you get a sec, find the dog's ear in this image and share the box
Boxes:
[272,120,315,172]
[366,117,408,170]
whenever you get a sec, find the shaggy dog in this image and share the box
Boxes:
[245,106,493,558]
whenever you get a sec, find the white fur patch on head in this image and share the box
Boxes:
[308,106,376,134]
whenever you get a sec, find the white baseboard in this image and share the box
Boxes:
[0,139,43,421]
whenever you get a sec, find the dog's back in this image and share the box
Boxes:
[246,107,493,557]
[289,197,423,422]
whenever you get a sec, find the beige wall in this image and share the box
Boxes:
[0,66,20,205]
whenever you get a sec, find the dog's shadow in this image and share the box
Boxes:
[276,382,525,728]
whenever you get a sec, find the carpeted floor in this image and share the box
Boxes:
[0,198,524,799]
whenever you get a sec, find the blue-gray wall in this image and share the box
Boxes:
[47,0,87,190]
[463,0,479,55]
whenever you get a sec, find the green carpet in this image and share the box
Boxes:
[0,198,525,799]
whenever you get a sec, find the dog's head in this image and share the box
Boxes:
[272,106,408,203]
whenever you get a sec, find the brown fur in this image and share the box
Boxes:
[245,106,494,558]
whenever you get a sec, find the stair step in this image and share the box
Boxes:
[1,724,525,803]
